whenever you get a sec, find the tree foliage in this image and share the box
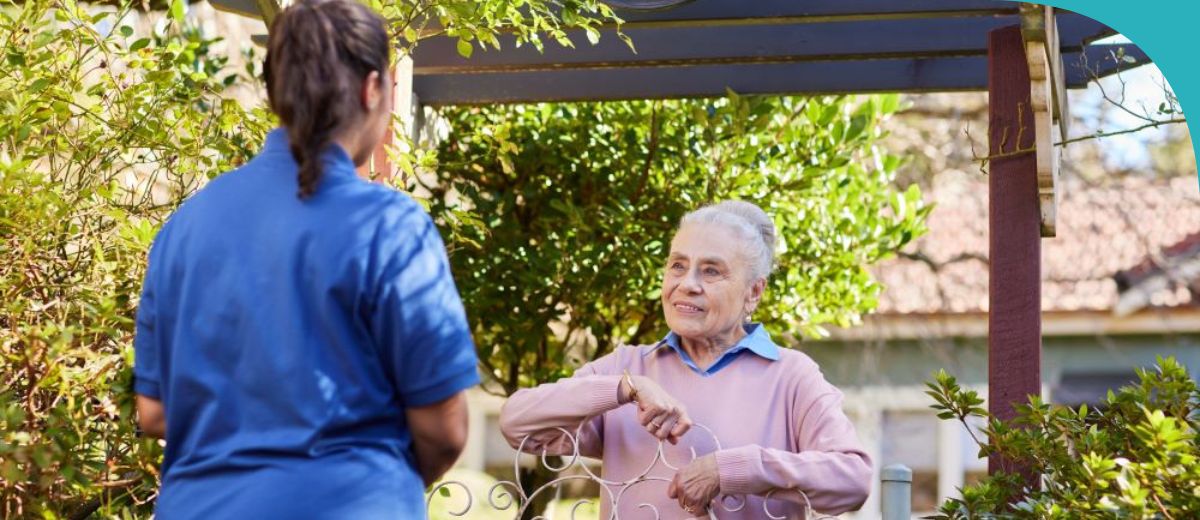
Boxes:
[426,95,929,395]
[371,0,624,57]
[927,357,1200,518]
[0,0,272,516]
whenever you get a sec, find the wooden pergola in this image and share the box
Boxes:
[214,0,1149,478]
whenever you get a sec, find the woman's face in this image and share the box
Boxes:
[661,223,763,343]
[366,69,394,147]
[351,68,394,166]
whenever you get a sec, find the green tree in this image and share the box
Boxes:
[425,95,929,396]
[0,0,272,516]
[372,0,624,57]
[927,357,1200,518]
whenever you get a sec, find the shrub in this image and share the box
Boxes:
[927,357,1200,518]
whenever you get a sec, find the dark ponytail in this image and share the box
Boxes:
[263,0,390,198]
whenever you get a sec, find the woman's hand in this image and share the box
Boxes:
[619,375,691,444]
[668,454,721,516]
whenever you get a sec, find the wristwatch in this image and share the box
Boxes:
[622,369,639,403]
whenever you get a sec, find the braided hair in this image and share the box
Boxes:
[263,0,390,198]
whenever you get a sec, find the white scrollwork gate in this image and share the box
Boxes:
[426,417,868,519]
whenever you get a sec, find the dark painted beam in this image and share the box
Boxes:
[210,0,260,20]
[1063,44,1152,87]
[412,13,1112,74]
[209,0,1018,27]
[607,0,1018,26]
[987,24,1041,484]
[413,44,1149,105]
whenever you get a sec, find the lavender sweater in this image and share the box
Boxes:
[499,340,872,519]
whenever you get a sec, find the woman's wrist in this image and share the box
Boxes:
[618,370,639,404]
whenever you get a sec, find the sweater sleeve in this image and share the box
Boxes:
[498,353,626,459]
[713,390,873,515]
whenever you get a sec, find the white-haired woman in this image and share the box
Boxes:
[500,201,872,519]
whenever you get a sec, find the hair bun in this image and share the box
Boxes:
[712,200,777,254]
[679,200,777,280]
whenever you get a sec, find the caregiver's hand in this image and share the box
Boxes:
[619,374,691,444]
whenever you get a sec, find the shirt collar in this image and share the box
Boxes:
[644,323,781,373]
[262,127,357,178]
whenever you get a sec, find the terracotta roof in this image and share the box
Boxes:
[1114,231,1200,289]
[873,175,1200,315]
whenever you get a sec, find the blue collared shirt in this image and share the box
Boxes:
[134,129,479,519]
[646,323,781,376]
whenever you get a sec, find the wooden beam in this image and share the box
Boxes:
[411,12,1111,75]
[208,0,1021,28]
[606,0,1020,27]
[1020,4,1063,237]
[210,0,261,20]
[412,45,1146,105]
[416,55,989,105]
[987,24,1042,482]
[255,0,281,26]
[1064,44,1151,86]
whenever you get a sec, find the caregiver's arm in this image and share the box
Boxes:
[136,395,166,439]
[406,391,470,486]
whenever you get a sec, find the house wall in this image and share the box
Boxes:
[798,330,1200,517]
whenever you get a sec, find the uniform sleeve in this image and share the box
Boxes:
[133,227,167,399]
[370,209,480,407]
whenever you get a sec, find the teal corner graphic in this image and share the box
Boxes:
[1039,0,1197,185]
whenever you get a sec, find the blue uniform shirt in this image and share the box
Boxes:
[133,129,480,519]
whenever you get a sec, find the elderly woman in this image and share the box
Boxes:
[500,201,872,519]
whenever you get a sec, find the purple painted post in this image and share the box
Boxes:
[987,25,1041,480]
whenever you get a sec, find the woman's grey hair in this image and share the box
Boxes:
[679,200,777,281]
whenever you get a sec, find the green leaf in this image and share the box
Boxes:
[456,38,473,58]
[169,0,186,24]
[145,70,174,83]
[29,78,51,94]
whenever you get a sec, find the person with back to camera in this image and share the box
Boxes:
[500,200,872,519]
[132,0,480,517]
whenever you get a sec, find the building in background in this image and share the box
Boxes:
[807,173,1200,516]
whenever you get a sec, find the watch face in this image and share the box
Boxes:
[600,0,695,11]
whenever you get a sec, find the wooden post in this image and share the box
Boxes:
[987,25,1041,479]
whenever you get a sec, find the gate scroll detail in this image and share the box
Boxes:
[426,417,838,519]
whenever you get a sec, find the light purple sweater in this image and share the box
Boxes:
[499,343,872,519]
